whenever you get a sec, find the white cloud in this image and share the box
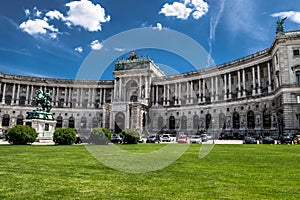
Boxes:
[65,0,110,31]
[159,2,193,20]
[46,10,65,20]
[114,48,126,52]
[90,40,103,50]
[75,46,83,53]
[271,11,300,24]
[19,19,58,36]
[155,23,163,30]
[159,0,208,20]
[34,7,42,17]
[49,33,58,39]
[25,9,30,16]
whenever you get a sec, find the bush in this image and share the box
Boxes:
[53,128,76,145]
[120,129,140,144]
[89,128,112,145]
[5,125,38,145]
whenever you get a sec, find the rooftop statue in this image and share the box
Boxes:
[276,17,287,34]
[127,51,138,60]
[31,89,52,113]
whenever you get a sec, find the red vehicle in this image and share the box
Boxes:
[177,135,188,143]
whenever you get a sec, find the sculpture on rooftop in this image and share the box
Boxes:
[127,51,138,60]
[276,17,287,34]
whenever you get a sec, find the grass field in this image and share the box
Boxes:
[0,144,299,199]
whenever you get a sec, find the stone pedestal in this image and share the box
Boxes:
[24,109,56,142]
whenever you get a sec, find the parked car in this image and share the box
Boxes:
[200,134,208,142]
[293,135,300,144]
[139,135,148,143]
[243,136,257,144]
[280,135,293,144]
[161,134,172,142]
[146,134,160,143]
[111,134,123,144]
[75,135,90,144]
[262,136,275,144]
[189,135,202,144]
[177,135,188,143]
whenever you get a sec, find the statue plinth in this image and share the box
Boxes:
[24,108,56,142]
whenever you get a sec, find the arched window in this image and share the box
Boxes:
[115,112,125,133]
[181,116,187,130]
[193,115,199,130]
[56,116,63,128]
[126,80,138,101]
[92,117,99,128]
[263,109,271,129]
[81,117,87,129]
[219,113,226,129]
[169,116,175,130]
[157,116,164,130]
[247,111,255,128]
[205,114,211,129]
[232,112,240,129]
[69,116,75,128]
[2,114,10,126]
[16,115,24,125]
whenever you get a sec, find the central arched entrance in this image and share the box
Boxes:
[115,112,125,134]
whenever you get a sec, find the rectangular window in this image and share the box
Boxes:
[293,49,300,56]
[296,71,300,84]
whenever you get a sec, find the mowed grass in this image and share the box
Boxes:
[0,144,299,200]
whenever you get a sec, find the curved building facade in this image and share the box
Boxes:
[1,30,300,138]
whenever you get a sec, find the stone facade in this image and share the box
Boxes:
[1,31,300,138]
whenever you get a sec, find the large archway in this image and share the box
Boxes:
[169,116,175,130]
[115,112,125,133]
[247,111,255,129]
[232,112,240,129]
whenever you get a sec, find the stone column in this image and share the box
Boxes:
[198,79,201,103]
[103,89,106,103]
[163,85,166,106]
[16,84,20,105]
[155,85,159,106]
[145,77,148,100]
[11,84,16,105]
[152,86,155,105]
[68,87,72,107]
[56,87,60,106]
[51,87,55,106]
[242,69,246,97]
[237,71,241,98]
[267,62,272,93]
[25,85,29,105]
[91,88,96,108]
[224,74,227,100]
[186,81,190,104]
[64,87,68,107]
[211,77,214,102]
[30,85,34,105]
[1,83,6,104]
[252,67,256,95]
[139,76,142,99]
[99,88,102,107]
[80,88,83,107]
[202,79,206,102]
[114,79,117,101]
[190,81,194,104]
[76,88,80,107]
[228,74,232,99]
[175,83,178,105]
[178,82,182,105]
[257,65,261,94]
[119,78,122,102]
[215,77,218,101]
[167,84,170,106]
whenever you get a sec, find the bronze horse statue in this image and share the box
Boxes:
[31,89,52,112]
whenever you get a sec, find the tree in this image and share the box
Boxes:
[120,129,140,144]
[89,128,112,145]
[53,128,76,145]
[5,125,38,145]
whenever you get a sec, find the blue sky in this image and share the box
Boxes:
[0,0,300,80]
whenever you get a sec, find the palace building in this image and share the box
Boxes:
[1,30,300,139]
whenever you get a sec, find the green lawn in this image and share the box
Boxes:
[0,144,299,199]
